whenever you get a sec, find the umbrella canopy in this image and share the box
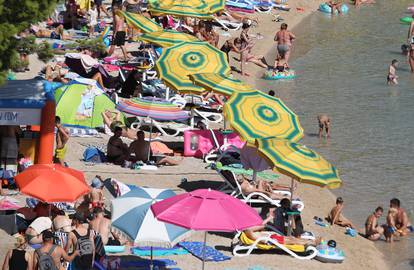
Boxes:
[255,137,342,189]
[138,30,199,48]
[111,187,190,247]
[55,82,121,128]
[189,73,255,96]
[156,41,230,93]
[151,189,262,232]
[224,90,304,143]
[15,164,89,203]
[149,0,225,18]
[117,97,190,121]
[117,10,162,33]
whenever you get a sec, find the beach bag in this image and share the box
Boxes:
[83,147,105,163]
[36,245,59,270]
[73,229,94,269]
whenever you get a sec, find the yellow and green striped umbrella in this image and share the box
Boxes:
[189,73,255,96]
[255,137,342,188]
[224,90,304,143]
[155,41,230,93]
[117,10,162,33]
[138,30,199,48]
[149,0,225,19]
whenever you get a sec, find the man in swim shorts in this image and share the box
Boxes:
[387,198,412,237]
[365,206,384,241]
[108,3,129,61]
[317,114,331,138]
[54,116,69,166]
[274,23,296,68]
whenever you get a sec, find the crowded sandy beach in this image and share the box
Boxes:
[0,0,413,270]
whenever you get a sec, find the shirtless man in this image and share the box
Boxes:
[54,116,70,166]
[327,197,355,228]
[388,198,411,236]
[53,214,73,233]
[317,114,331,138]
[108,4,129,61]
[89,176,105,209]
[274,23,295,68]
[34,230,78,270]
[365,206,384,241]
[128,130,151,162]
[107,126,130,165]
[89,208,111,245]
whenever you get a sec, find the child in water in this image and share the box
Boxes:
[387,59,398,85]
[385,207,398,242]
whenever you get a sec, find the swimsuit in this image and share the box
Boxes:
[277,44,289,56]
[55,145,67,161]
[112,31,126,46]
[275,65,285,72]
[50,31,61,40]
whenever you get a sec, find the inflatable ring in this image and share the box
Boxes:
[263,70,296,80]
[319,3,349,14]
[315,245,345,263]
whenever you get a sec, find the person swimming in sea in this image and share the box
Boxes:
[387,59,398,85]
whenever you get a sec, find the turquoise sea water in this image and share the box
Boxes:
[258,0,414,268]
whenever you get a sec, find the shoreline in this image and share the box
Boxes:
[1,2,390,270]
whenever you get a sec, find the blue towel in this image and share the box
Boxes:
[131,247,189,257]
[179,242,231,262]
[121,258,177,268]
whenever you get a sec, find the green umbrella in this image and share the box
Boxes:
[149,0,225,19]
[224,90,304,143]
[255,137,342,189]
[155,41,230,93]
[116,10,162,33]
[138,30,199,48]
[189,73,255,96]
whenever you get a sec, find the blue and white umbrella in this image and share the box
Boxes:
[111,187,190,247]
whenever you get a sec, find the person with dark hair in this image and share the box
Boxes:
[34,230,77,270]
[365,206,384,241]
[386,198,411,238]
[268,90,275,97]
[106,126,130,165]
[128,130,151,163]
[89,208,111,245]
[66,213,95,270]
[108,3,129,61]
[327,197,355,228]
[326,0,343,14]
[274,23,295,68]
[387,59,398,85]
[317,114,331,138]
[54,116,69,166]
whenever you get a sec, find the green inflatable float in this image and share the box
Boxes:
[400,16,414,25]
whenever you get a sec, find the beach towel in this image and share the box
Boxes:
[131,247,189,257]
[68,127,100,137]
[150,141,174,155]
[120,258,177,268]
[179,242,231,262]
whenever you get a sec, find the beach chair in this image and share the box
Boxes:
[251,0,274,13]
[130,116,191,137]
[213,17,243,31]
[232,231,317,259]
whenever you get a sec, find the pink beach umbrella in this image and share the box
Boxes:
[151,189,262,270]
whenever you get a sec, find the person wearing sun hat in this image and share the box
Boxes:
[2,234,32,270]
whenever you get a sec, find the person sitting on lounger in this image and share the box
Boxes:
[102,110,137,140]
[107,126,130,165]
[327,197,355,228]
[244,216,320,246]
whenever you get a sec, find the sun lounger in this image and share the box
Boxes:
[251,0,274,13]
[130,116,191,137]
[232,232,317,259]
[213,17,243,31]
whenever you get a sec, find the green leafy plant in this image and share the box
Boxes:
[36,41,55,63]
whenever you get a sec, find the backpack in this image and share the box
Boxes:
[36,245,58,270]
[73,229,94,269]
[83,147,106,163]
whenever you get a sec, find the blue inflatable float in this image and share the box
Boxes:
[319,3,349,14]
[263,70,296,80]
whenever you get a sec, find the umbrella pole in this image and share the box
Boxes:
[252,170,257,183]
[287,177,294,236]
[147,118,153,163]
[202,231,207,270]
[150,246,153,270]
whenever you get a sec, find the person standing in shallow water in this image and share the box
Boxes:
[317,114,331,138]
[274,23,295,68]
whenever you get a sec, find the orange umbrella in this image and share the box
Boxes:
[15,164,89,203]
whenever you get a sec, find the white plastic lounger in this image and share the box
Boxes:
[232,231,318,259]
[131,116,190,137]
